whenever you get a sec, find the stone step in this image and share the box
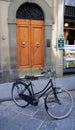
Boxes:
[18,68,44,77]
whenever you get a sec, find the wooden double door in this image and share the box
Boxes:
[16,19,44,68]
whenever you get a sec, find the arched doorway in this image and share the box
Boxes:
[16,3,44,69]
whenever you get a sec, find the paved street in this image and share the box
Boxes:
[0,90,75,130]
[0,75,75,130]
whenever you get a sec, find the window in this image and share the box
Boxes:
[65,0,75,7]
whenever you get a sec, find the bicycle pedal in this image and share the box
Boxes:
[33,100,38,106]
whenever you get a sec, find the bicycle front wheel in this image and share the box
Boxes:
[11,81,31,107]
[45,88,73,119]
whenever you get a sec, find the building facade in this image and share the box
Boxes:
[63,0,75,73]
[0,0,64,82]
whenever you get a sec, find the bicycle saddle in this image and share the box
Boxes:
[25,75,38,80]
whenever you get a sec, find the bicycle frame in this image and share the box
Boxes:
[25,78,54,100]
[15,74,59,106]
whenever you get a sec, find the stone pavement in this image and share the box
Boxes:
[0,90,75,130]
[0,75,75,130]
[0,75,75,101]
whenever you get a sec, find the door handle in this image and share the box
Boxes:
[21,42,26,48]
[36,42,40,48]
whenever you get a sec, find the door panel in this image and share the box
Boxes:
[31,20,44,67]
[16,19,44,68]
[16,20,30,68]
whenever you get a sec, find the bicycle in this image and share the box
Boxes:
[11,69,73,120]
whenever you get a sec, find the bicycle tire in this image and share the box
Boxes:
[44,87,73,119]
[11,81,31,107]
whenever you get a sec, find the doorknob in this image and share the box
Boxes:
[21,42,26,48]
[36,42,40,48]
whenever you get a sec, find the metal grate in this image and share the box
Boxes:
[64,6,75,18]
[16,3,44,20]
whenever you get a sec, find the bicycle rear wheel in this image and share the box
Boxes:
[45,88,73,119]
[11,81,31,107]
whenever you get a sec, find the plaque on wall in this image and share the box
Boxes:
[57,34,65,50]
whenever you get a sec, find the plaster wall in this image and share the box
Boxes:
[0,1,10,70]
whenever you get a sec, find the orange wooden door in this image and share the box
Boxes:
[16,20,30,68]
[16,19,44,68]
[31,20,44,68]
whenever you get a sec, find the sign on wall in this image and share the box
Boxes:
[57,34,65,50]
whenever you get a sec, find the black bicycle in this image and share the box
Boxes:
[11,69,73,119]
